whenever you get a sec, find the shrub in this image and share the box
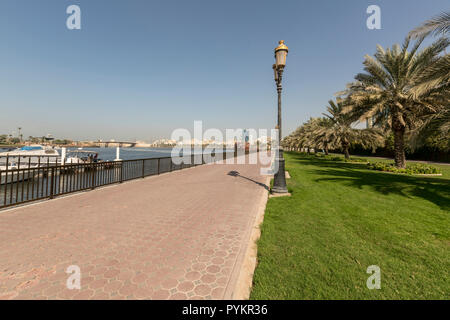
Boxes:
[343,157,367,163]
[367,162,441,175]
[314,154,367,163]
[314,153,340,160]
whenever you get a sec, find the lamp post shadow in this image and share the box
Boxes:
[227,170,270,191]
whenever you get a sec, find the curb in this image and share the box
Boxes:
[227,175,271,300]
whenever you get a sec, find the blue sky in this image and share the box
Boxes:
[0,0,448,141]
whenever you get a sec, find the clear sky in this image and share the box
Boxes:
[0,0,448,142]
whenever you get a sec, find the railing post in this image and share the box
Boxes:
[119,161,123,183]
[49,166,55,199]
[142,159,145,178]
[91,163,96,190]
[3,156,9,205]
[157,158,160,174]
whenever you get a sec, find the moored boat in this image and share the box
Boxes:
[0,145,60,167]
[0,165,33,185]
[0,145,60,185]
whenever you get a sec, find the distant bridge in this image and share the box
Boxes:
[95,141,137,148]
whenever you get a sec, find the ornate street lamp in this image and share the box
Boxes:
[272,40,288,194]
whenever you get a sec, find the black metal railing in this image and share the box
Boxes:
[0,151,237,209]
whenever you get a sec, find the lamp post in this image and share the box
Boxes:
[272,40,288,194]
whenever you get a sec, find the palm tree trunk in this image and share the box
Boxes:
[344,147,350,159]
[342,142,350,159]
[393,127,406,168]
[324,143,329,155]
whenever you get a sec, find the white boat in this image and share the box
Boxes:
[0,165,33,185]
[0,145,60,167]
[65,149,99,164]
[0,145,60,185]
[0,146,107,185]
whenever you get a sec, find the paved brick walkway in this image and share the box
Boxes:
[0,156,269,300]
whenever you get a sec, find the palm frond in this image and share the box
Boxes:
[409,11,450,39]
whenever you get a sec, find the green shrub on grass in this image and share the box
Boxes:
[314,153,367,163]
[367,162,441,175]
[314,153,341,161]
[343,157,367,163]
[314,153,325,158]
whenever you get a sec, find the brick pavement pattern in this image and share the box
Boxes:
[0,156,269,300]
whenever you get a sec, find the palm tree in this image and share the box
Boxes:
[288,124,310,153]
[310,117,333,155]
[409,11,450,39]
[319,100,383,159]
[282,135,300,152]
[282,120,318,153]
[341,37,449,168]
[303,118,322,153]
[296,118,328,154]
[408,11,450,101]
[409,11,450,145]
[410,106,450,151]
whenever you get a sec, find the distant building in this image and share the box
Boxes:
[135,141,152,148]
[44,134,54,142]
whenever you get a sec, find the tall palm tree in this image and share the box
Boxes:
[409,11,450,145]
[341,37,449,168]
[283,119,320,154]
[410,106,450,151]
[281,135,295,151]
[319,100,383,159]
[282,131,297,151]
[311,117,333,155]
[291,119,316,153]
[302,118,324,153]
[284,135,300,152]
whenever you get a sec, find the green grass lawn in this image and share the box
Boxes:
[250,152,450,299]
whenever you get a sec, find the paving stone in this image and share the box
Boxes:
[177,281,195,293]
[194,284,212,297]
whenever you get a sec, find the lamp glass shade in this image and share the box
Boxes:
[274,40,289,68]
[275,49,288,67]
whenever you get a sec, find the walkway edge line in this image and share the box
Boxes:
[230,176,271,300]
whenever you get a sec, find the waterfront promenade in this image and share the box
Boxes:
[0,156,269,299]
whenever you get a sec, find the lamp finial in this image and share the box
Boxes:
[275,40,289,52]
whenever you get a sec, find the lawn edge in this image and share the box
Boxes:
[229,175,271,300]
